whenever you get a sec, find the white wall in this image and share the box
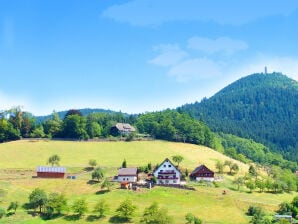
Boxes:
[117,175,137,182]
[154,160,180,185]
[195,177,214,182]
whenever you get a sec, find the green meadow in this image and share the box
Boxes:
[0,140,296,223]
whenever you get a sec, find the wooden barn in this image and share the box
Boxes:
[110,123,136,136]
[190,164,214,182]
[36,166,66,178]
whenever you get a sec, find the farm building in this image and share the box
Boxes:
[153,158,181,185]
[114,167,138,183]
[190,164,214,181]
[36,166,66,178]
[110,123,136,136]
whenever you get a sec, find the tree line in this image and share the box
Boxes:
[0,187,202,224]
[0,108,215,148]
[0,107,296,172]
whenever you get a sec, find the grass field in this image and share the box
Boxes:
[0,140,296,224]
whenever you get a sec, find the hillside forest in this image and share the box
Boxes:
[179,73,298,164]
[0,106,296,174]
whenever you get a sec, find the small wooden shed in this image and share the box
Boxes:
[36,166,66,178]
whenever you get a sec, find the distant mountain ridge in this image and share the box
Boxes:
[35,108,118,123]
[178,72,298,162]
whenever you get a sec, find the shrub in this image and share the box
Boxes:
[0,207,5,219]
[94,199,109,217]
[72,199,88,217]
[116,199,136,221]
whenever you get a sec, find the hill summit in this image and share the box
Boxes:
[179,72,298,162]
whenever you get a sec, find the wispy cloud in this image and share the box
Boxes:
[148,36,245,82]
[168,58,222,82]
[148,44,188,66]
[188,37,248,55]
[102,0,298,26]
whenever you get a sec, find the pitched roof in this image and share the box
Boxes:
[115,123,136,132]
[118,167,137,176]
[154,158,182,175]
[191,164,214,175]
[36,166,66,173]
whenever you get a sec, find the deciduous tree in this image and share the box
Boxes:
[92,167,104,182]
[215,161,224,174]
[94,199,109,217]
[47,154,60,166]
[172,155,184,167]
[116,199,136,222]
[141,202,173,224]
[29,188,48,213]
[101,178,112,191]
[46,193,67,216]
[89,159,97,168]
[72,199,88,217]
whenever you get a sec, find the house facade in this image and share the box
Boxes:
[190,164,214,182]
[110,123,136,136]
[153,158,181,185]
[36,166,66,178]
[114,167,138,183]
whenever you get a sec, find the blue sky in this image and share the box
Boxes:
[1,0,298,115]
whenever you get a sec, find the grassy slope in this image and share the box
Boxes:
[0,140,296,224]
[0,140,248,173]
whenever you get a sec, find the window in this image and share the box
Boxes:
[163,165,166,167]
[168,165,172,167]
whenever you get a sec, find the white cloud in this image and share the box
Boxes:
[102,0,298,26]
[168,58,222,82]
[148,44,188,66]
[188,36,248,55]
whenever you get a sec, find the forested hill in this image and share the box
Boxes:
[36,108,118,123]
[178,73,298,163]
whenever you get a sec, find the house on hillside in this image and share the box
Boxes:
[36,166,66,178]
[190,164,214,182]
[114,167,138,183]
[110,123,136,136]
[153,158,181,185]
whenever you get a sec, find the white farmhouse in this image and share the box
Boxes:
[114,167,137,183]
[153,158,181,185]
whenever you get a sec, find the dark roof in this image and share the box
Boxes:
[36,166,66,173]
[118,167,137,176]
[114,123,136,132]
[190,165,214,175]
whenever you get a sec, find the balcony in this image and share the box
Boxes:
[157,176,178,180]
[158,170,176,175]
